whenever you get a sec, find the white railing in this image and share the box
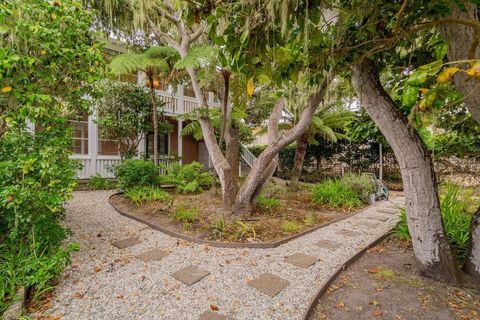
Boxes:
[73,157,122,179]
[240,143,257,168]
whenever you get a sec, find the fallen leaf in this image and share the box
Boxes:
[368,267,380,274]
[1,86,12,93]
[210,304,219,311]
[73,292,84,299]
[334,301,345,309]
[116,295,124,299]
[448,301,462,309]
[373,308,383,317]
[93,266,102,273]
[369,300,380,306]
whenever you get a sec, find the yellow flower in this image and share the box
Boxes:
[2,86,12,93]
[437,67,459,84]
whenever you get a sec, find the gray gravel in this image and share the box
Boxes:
[31,191,402,320]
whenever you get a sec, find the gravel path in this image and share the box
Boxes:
[34,191,403,320]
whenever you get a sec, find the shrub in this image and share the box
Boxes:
[303,214,316,226]
[88,175,116,190]
[113,159,158,190]
[393,184,474,261]
[282,221,301,233]
[124,186,171,206]
[174,209,198,229]
[256,195,280,211]
[311,179,363,209]
[161,162,213,194]
[342,173,375,199]
[233,221,256,240]
[210,218,225,235]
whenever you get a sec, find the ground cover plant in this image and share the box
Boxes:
[124,186,171,206]
[88,175,117,190]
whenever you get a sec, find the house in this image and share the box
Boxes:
[70,40,221,179]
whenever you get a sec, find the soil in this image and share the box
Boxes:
[109,183,362,244]
[309,237,480,320]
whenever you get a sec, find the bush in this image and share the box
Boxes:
[282,221,301,233]
[114,159,158,190]
[256,195,280,211]
[342,173,375,199]
[312,179,363,209]
[174,209,198,229]
[161,162,213,194]
[124,186,171,206]
[88,175,116,190]
[393,183,474,261]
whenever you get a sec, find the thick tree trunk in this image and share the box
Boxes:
[222,126,240,210]
[464,208,480,281]
[289,132,309,192]
[148,75,159,164]
[440,3,480,123]
[352,60,463,284]
[232,71,333,214]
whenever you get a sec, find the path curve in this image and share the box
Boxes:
[34,191,403,320]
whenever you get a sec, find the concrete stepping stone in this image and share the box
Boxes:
[112,237,142,249]
[376,207,398,215]
[362,221,381,229]
[338,229,362,237]
[367,214,389,222]
[198,310,234,320]
[172,265,210,286]
[285,253,319,268]
[136,248,169,262]
[248,273,290,297]
[316,239,340,251]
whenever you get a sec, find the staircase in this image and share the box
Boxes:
[239,144,257,176]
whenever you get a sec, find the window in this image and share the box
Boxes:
[98,126,120,156]
[70,113,88,155]
[146,132,169,157]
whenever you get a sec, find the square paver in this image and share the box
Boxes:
[198,310,234,320]
[338,229,362,237]
[316,239,340,251]
[172,265,210,286]
[285,253,319,268]
[377,207,398,215]
[112,237,142,249]
[248,273,290,297]
[136,248,169,262]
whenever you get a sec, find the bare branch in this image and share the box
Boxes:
[189,24,205,43]
[147,16,179,50]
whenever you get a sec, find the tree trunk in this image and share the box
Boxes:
[464,207,480,281]
[352,60,463,284]
[222,125,240,210]
[148,75,159,164]
[289,132,309,191]
[232,71,333,214]
[440,2,480,123]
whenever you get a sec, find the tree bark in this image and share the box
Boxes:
[148,74,159,164]
[440,2,480,123]
[352,60,463,284]
[289,132,309,191]
[232,71,333,214]
[464,208,480,281]
[222,125,240,210]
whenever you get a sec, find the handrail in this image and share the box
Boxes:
[240,144,257,168]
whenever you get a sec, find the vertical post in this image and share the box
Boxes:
[379,142,383,181]
[178,119,183,164]
[89,111,98,177]
[177,84,184,114]
[208,91,215,106]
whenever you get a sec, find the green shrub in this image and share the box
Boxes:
[256,195,280,211]
[303,214,316,226]
[311,179,363,209]
[210,218,225,235]
[113,159,158,190]
[124,186,171,206]
[233,221,256,240]
[161,162,213,194]
[393,184,474,261]
[88,175,116,190]
[342,173,375,199]
[174,209,198,229]
[282,221,301,233]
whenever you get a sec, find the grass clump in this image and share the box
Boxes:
[311,179,363,209]
[282,221,301,233]
[393,183,475,261]
[124,186,171,206]
[174,209,198,230]
[256,195,280,211]
[88,175,116,190]
[303,214,316,226]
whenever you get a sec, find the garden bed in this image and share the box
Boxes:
[109,183,367,247]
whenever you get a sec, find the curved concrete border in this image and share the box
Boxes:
[302,226,395,319]
[109,192,382,249]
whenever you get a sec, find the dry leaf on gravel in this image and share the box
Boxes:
[210,304,219,311]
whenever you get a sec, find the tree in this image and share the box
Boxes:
[286,102,353,191]
[110,46,179,164]
[95,80,153,159]
[0,0,105,312]
[352,60,462,283]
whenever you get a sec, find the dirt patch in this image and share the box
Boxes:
[110,184,360,244]
[309,237,480,320]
